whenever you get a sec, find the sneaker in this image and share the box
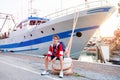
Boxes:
[59,71,63,78]
[41,71,49,75]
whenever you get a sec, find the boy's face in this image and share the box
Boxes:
[52,37,59,45]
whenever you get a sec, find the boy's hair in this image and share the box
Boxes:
[52,35,60,40]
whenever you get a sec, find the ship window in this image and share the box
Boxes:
[52,28,55,31]
[30,20,36,25]
[41,31,44,33]
[41,21,46,23]
[37,21,41,25]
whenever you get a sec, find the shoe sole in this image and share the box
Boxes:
[59,76,63,78]
[41,74,49,75]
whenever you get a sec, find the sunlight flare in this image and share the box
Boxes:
[100,13,119,37]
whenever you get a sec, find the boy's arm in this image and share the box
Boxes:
[47,45,52,56]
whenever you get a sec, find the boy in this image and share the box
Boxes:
[41,35,64,78]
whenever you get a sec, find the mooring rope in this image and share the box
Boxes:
[65,9,79,57]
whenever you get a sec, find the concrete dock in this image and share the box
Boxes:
[0,52,120,80]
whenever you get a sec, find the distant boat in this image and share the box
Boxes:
[0,1,116,59]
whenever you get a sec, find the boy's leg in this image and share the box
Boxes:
[41,56,51,75]
[45,56,51,71]
[52,57,57,63]
[59,56,63,71]
[59,56,64,78]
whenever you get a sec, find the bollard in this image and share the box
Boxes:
[51,57,73,75]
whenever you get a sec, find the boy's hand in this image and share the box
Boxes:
[48,57,51,62]
[52,57,57,62]
[65,50,70,58]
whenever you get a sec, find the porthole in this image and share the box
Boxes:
[52,28,55,31]
[30,34,32,37]
[76,32,82,37]
[41,31,44,33]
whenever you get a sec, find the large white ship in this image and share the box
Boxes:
[0,1,116,58]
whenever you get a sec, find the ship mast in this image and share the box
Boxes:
[0,13,16,32]
[30,0,33,17]
[29,0,39,17]
[28,0,34,17]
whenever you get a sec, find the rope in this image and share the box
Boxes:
[0,16,8,32]
[65,9,79,57]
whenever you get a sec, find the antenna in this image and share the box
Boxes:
[29,0,40,17]
[61,0,63,11]
[28,0,33,17]
[30,0,33,16]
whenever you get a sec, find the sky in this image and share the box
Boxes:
[0,0,118,22]
[0,0,119,37]
[0,0,86,22]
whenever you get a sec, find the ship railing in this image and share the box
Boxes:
[44,0,111,20]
